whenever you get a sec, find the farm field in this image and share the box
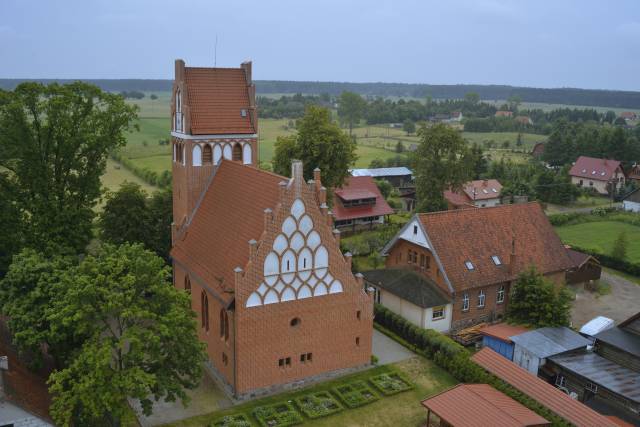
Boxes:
[101,159,158,193]
[555,221,640,263]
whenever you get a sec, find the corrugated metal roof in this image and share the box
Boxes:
[350,167,412,177]
[549,352,640,403]
[421,383,550,427]
[472,348,617,427]
[595,327,640,357]
[510,327,590,358]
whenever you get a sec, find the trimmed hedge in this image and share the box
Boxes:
[374,304,570,426]
[252,402,303,427]
[211,414,253,427]
[333,380,379,408]
[294,391,343,419]
[369,372,413,396]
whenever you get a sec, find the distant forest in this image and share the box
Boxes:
[2,78,640,109]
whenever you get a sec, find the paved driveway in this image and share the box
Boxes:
[372,329,417,365]
[571,270,640,328]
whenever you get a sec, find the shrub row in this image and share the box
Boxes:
[547,207,618,226]
[373,304,570,426]
[110,152,172,188]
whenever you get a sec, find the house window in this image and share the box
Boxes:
[374,287,381,304]
[356,337,360,346]
[220,310,229,341]
[203,144,213,164]
[497,285,505,304]
[192,144,202,166]
[420,254,426,269]
[465,261,474,270]
[306,353,312,361]
[201,292,209,332]
[491,255,502,266]
[413,225,418,235]
[579,179,583,186]
[407,249,412,264]
[478,290,485,308]
[232,144,242,162]
[462,293,469,311]
[357,310,361,320]
[222,352,228,366]
[290,317,301,327]
[286,357,291,366]
[300,353,306,362]
[432,306,445,320]
[175,89,183,132]
[241,109,247,117]
[184,276,191,294]
[278,358,285,367]
[586,382,598,393]
[555,375,566,387]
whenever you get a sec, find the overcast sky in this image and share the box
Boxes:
[1,0,639,91]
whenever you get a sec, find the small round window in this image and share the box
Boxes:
[290,317,301,327]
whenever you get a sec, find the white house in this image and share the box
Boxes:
[623,188,640,213]
[363,268,453,333]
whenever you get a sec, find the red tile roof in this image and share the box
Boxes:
[418,203,573,292]
[422,383,550,427]
[620,112,637,120]
[472,348,617,427]
[479,323,530,343]
[0,336,52,422]
[569,156,622,182]
[171,161,285,303]
[443,190,475,208]
[566,247,598,269]
[462,179,503,201]
[185,67,256,135]
[332,176,394,221]
[496,111,513,117]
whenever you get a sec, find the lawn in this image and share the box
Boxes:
[166,357,455,427]
[555,221,640,263]
[101,159,158,194]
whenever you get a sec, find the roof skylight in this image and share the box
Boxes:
[491,255,502,265]
[465,261,475,270]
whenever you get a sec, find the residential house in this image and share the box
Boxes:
[544,313,640,425]
[450,111,463,122]
[515,116,533,125]
[170,59,373,399]
[380,203,573,331]
[620,112,638,122]
[509,327,590,374]
[332,176,394,232]
[569,156,625,195]
[565,247,602,287]
[421,383,551,427]
[479,323,529,361]
[623,188,640,213]
[472,348,618,427]
[363,268,453,333]
[627,164,640,185]
[531,142,545,159]
[350,167,413,188]
[444,179,503,209]
[496,110,514,118]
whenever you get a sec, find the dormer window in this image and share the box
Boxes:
[465,261,474,270]
[582,169,587,173]
[491,255,502,266]
[591,170,596,175]
[241,109,247,117]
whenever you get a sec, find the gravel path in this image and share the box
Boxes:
[571,270,640,328]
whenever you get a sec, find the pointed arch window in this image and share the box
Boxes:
[192,145,202,166]
[220,309,229,341]
[201,291,209,332]
[175,89,183,132]
[203,144,213,164]
[232,143,242,162]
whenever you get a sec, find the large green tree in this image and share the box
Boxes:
[273,106,357,190]
[506,267,572,328]
[48,243,206,426]
[414,123,472,212]
[0,82,138,257]
[337,91,366,136]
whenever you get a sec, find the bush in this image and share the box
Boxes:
[252,402,303,427]
[333,381,380,408]
[211,414,252,427]
[294,392,343,419]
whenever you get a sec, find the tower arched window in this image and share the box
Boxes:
[184,276,191,293]
[203,144,213,164]
[201,291,209,332]
[192,145,202,166]
[232,143,242,162]
[175,89,183,132]
[220,309,229,341]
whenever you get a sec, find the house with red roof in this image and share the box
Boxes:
[620,111,637,121]
[380,203,573,331]
[170,59,373,399]
[332,176,393,232]
[444,179,503,209]
[496,110,513,118]
[569,156,625,195]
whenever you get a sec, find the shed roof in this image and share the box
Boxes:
[549,352,640,403]
[510,327,590,358]
[421,383,550,427]
[350,167,412,178]
[471,348,617,427]
[479,323,530,343]
[362,268,450,309]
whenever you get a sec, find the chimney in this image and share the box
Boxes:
[509,236,518,274]
[333,228,341,246]
[175,59,185,81]
[248,239,258,258]
[264,208,273,231]
[241,61,252,84]
[483,179,488,187]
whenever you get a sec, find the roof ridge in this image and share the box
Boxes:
[186,66,245,71]
[466,384,535,425]
[417,201,541,218]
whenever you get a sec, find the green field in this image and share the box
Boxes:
[555,221,640,262]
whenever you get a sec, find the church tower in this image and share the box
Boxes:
[171,59,258,234]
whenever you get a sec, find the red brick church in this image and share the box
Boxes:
[169,59,373,398]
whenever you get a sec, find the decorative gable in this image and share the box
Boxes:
[398,218,430,249]
[246,197,343,307]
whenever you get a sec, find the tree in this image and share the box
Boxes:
[403,119,416,135]
[604,110,616,124]
[272,106,357,190]
[464,92,480,105]
[375,179,393,199]
[468,143,488,179]
[48,243,206,426]
[507,95,522,111]
[0,249,83,368]
[100,182,150,246]
[146,188,173,261]
[611,232,628,260]
[414,123,472,212]
[150,94,158,100]
[369,158,385,169]
[516,132,523,147]
[395,140,405,153]
[0,82,138,255]
[506,267,572,328]
[337,91,366,136]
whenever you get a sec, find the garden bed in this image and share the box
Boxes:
[333,380,380,408]
[369,372,413,396]
[211,414,253,427]
[294,391,343,419]
[252,402,303,427]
